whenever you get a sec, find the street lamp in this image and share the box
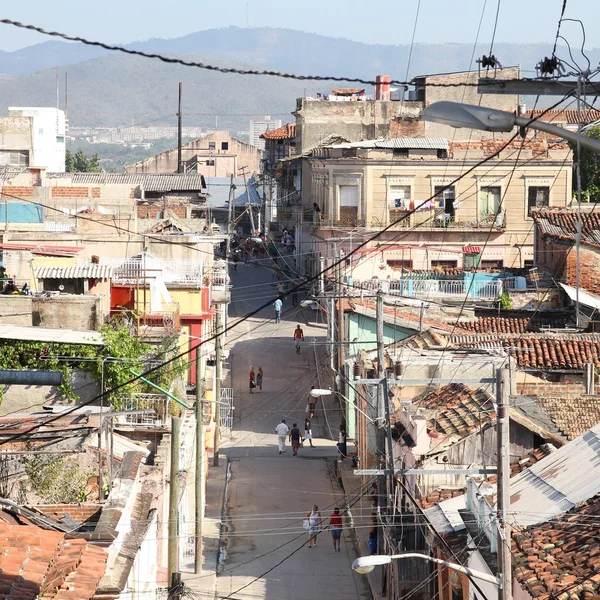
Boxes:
[352,553,500,586]
[422,101,600,153]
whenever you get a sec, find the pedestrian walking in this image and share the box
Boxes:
[293,324,304,354]
[337,418,348,460]
[275,419,289,454]
[256,367,263,392]
[330,508,343,551]
[273,298,283,323]
[289,423,302,456]
[304,416,313,447]
[249,366,256,394]
[306,505,322,548]
[307,386,317,417]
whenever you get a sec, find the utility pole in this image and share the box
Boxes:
[239,166,256,235]
[496,367,512,600]
[213,308,222,467]
[225,174,235,258]
[575,72,583,328]
[336,254,345,395]
[177,82,183,173]
[194,346,205,574]
[168,416,181,581]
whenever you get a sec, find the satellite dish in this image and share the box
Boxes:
[58,284,65,291]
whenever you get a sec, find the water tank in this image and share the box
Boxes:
[514,276,527,289]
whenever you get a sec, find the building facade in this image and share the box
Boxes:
[125,131,263,177]
[249,117,282,149]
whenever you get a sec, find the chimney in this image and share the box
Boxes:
[375,75,391,100]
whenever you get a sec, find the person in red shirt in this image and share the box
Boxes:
[293,324,304,354]
[330,507,343,551]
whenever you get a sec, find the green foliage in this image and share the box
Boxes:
[65,148,101,172]
[23,455,90,503]
[571,126,600,202]
[498,292,513,310]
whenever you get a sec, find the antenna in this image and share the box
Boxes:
[64,72,69,133]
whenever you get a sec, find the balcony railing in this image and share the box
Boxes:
[211,261,231,303]
[114,393,171,427]
[356,278,505,300]
[100,256,205,287]
[389,208,506,230]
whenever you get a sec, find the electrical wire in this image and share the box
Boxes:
[552,0,569,58]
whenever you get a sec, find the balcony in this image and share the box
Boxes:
[114,393,172,428]
[211,260,230,304]
[389,208,506,231]
[356,277,506,300]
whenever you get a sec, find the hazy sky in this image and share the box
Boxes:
[0,0,597,52]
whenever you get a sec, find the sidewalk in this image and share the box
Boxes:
[180,452,228,598]
[338,459,385,600]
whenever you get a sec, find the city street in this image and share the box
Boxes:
[215,259,371,600]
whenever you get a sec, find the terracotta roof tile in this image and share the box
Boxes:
[512,492,600,598]
[528,396,600,441]
[532,208,600,249]
[260,122,296,140]
[525,108,600,125]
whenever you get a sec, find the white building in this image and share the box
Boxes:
[249,117,281,149]
[8,107,66,172]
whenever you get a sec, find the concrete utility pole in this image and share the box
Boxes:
[496,367,512,600]
[194,347,205,574]
[336,253,345,381]
[213,308,223,467]
[225,174,235,258]
[177,82,183,173]
[168,416,181,581]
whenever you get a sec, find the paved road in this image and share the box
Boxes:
[215,259,371,600]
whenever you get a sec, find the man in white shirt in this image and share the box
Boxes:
[275,419,289,454]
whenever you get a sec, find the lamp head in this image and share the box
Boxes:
[423,101,517,133]
[310,388,332,398]
[352,555,392,574]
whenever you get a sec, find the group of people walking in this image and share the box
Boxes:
[275,415,314,455]
[248,365,263,394]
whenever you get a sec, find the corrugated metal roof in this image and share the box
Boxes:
[0,324,103,345]
[424,495,466,535]
[509,423,600,527]
[327,137,449,150]
[46,173,207,192]
[34,265,113,279]
[559,282,600,311]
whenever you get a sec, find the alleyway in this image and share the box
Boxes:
[214,259,372,600]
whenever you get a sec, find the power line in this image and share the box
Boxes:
[0,18,581,88]
[552,0,569,58]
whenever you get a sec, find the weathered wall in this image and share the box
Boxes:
[33,295,104,330]
[0,296,32,325]
[0,116,33,155]
[0,370,100,416]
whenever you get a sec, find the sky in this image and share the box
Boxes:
[0,0,597,53]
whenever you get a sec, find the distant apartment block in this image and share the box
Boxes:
[69,126,205,144]
[249,117,282,150]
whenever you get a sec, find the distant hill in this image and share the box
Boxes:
[0,26,597,128]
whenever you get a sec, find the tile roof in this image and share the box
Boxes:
[530,395,600,441]
[512,492,600,599]
[0,520,106,599]
[34,265,113,280]
[456,316,531,334]
[417,383,496,438]
[525,107,600,125]
[532,208,600,249]
[260,122,296,140]
[449,333,600,370]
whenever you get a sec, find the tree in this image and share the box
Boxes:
[571,126,600,202]
[65,148,102,173]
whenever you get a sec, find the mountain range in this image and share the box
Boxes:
[0,27,596,129]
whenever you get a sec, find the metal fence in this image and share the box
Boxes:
[356,278,505,299]
[101,255,205,286]
[220,388,234,430]
[114,394,171,427]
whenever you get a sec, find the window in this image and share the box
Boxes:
[387,259,413,270]
[431,260,458,269]
[206,159,215,166]
[208,141,216,151]
[481,259,504,269]
[389,185,411,209]
[434,185,455,217]
[528,186,550,216]
[0,150,29,167]
[479,186,501,220]
[221,141,229,151]
[524,259,534,268]
[437,149,448,159]
[393,148,409,158]
[463,253,481,270]
[339,185,358,207]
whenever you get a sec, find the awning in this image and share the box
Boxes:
[0,324,103,345]
[462,245,482,255]
[558,282,600,311]
[34,265,113,279]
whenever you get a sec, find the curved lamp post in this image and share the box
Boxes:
[422,101,600,153]
[352,553,500,586]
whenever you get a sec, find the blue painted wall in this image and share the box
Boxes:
[0,203,43,223]
[347,312,415,357]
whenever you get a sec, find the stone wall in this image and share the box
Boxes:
[33,295,104,330]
